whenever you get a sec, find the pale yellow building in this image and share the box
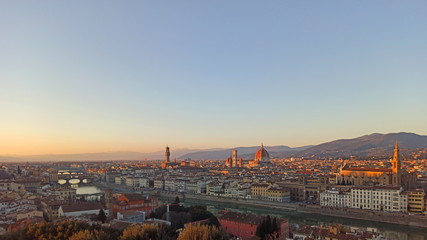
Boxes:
[0,182,25,192]
[407,189,425,213]
[251,183,290,202]
[17,210,43,221]
[50,187,76,201]
[251,183,270,197]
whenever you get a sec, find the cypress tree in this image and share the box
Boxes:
[272,217,278,232]
[266,215,273,234]
[97,209,107,223]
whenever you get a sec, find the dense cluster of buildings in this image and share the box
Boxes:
[1,142,427,237]
[336,144,416,189]
[320,144,425,213]
[224,144,272,168]
[292,224,385,240]
[0,166,157,234]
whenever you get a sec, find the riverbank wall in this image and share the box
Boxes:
[153,191,296,211]
[297,205,427,229]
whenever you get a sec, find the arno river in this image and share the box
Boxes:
[74,185,427,240]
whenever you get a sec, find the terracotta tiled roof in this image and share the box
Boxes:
[352,186,401,190]
[218,211,264,225]
[61,202,102,213]
[251,183,270,187]
[342,167,392,172]
[293,225,314,235]
[123,193,145,201]
[254,145,270,160]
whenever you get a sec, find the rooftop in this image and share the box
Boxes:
[61,202,103,213]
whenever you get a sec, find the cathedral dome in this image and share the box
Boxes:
[254,144,270,162]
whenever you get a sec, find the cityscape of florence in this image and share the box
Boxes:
[1,1,427,240]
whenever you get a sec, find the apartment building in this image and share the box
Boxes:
[153,178,164,190]
[407,189,425,213]
[320,189,350,208]
[250,183,290,202]
[49,187,76,201]
[351,186,407,212]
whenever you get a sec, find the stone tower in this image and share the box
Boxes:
[391,143,401,186]
[231,149,238,167]
[105,189,113,218]
[165,146,170,163]
[238,158,243,168]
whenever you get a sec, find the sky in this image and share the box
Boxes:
[1,1,427,155]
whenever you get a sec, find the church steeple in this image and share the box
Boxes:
[392,143,400,173]
[391,143,401,186]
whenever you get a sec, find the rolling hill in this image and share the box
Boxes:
[293,132,427,158]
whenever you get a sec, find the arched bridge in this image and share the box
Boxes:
[57,174,95,184]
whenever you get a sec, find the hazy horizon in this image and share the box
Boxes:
[1,1,427,155]
[1,131,425,157]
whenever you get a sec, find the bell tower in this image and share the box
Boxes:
[105,189,113,219]
[391,143,401,186]
[165,146,170,163]
[231,149,238,167]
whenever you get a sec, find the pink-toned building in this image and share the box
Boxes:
[218,211,289,240]
[112,193,158,214]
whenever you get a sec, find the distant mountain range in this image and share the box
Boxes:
[179,132,427,160]
[178,145,312,160]
[295,132,427,158]
[1,132,427,162]
[293,132,427,159]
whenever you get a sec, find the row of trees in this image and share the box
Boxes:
[2,220,226,240]
[256,215,280,239]
[120,224,175,240]
[120,223,227,240]
[2,220,121,240]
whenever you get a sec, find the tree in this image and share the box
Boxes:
[25,220,92,240]
[256,218,266,238]
[256,216,280,240]
[69,229,110,240]
[266,215,273,233]
[4,220,120,240]
[177,224,227,240]
[272,217,278,232]
[188,205,220,227]
[174,196,180,204]
[120,224,173,240]
[98,209,107,223]
[150,205,167,219]
[165,211,192,229]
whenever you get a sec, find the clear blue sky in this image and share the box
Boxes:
[1,1,426,155]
